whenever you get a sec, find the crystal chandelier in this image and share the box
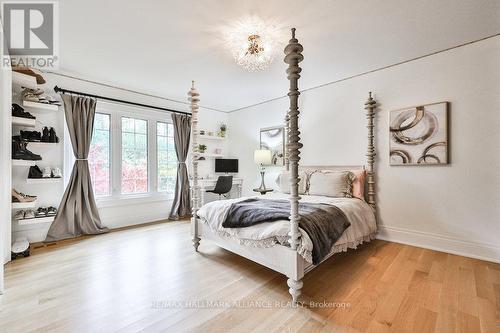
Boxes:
[224,17,280,72]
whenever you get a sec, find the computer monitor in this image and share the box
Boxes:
[215,159,238,173]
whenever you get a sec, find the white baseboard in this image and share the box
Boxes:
[377,225,500,264]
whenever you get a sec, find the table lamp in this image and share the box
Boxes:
[254,149,272,191]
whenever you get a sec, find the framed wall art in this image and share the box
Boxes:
[389,102,449,165]
[260,126,285,166]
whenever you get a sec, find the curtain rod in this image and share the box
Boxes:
[53,86,191,116]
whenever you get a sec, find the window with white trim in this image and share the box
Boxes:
[121,117,148,194]
[89,113,111,197]
[156,122,177,194]
[87,102,177,201]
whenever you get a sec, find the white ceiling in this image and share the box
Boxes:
[58,0,500,112]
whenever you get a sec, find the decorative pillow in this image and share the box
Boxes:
[276,171,307,194]
[351,169,366,201]
[308,171,354,197]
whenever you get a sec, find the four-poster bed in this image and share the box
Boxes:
[189,29,378,304]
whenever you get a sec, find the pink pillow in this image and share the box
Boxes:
[351,170,366,201]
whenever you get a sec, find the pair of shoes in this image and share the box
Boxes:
[20,130,42,142]
[12,103,35,119]
[42,166,62,178]
[13,65,46,84]
[22,88,61,106]
[13,210,35,220]
[12,189,37,202]
[28,165,61,178]
[35,206,57,218]
[12,138,42,160]
[41,127,59,143]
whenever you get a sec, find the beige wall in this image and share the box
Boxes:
[228,36,500,262]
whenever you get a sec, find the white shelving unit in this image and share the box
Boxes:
[17,216,55,226]
[26,178,62,184]
[12,160,37,167]
[10,68,62,247]
[23,100,59,111]
[12,116,36,127]
[12,201,37,209]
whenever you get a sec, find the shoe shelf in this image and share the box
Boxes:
[12,201,37,209]
[12,71,39,90]
[27,142,58,148]
[12,116,36,127]
[16,216,55,226]
[23,100,59,111]
[26,178,62,184]
[12,160,38,167]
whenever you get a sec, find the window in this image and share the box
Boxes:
[121,117,148,194]
[85,103,178,201]
[89,113,111,196]
[157,122,177,194]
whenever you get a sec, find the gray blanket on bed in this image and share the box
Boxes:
[222,198,351,264]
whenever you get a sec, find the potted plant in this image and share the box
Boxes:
[198,144,207,153]
[219,123,227,138]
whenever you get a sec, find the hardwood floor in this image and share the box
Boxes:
[1,221,499,333]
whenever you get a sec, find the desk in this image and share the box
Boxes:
[197,177,243,206]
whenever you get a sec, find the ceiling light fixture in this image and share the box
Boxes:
[224,17,281,72]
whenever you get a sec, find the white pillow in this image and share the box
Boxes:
[308,171,354,197]
[276,171,307,194]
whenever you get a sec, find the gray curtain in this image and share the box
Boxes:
[45,95,108,242]
[169,114,192,219]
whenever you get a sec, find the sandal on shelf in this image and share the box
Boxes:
[24,210,35,219]
[46,206,57,216]
[13,210,25,220]
[35,207,47,218]
[12,189,37,202]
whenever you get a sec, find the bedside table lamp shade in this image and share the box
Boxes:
[254,149,272,165]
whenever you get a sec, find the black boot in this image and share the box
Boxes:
[48,127,59,143]
[19,141,42,160]
[28,165,43,178]
[41,127,50,142]
[12,140,25,160]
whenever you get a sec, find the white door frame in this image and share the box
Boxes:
[0,20,12,293]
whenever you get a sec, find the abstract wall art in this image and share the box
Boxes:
[260,126,285,166]
[389,102,449,165]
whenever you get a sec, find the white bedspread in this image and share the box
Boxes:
[197,193,377,264]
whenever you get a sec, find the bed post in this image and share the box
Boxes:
[365,92,377,212]
[190,81,201,251]
[284,28,304,304]
[284,113,290,171]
